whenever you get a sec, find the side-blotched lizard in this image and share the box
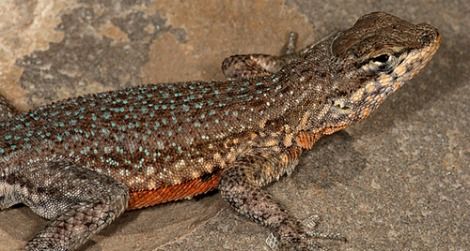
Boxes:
[0,12,440,250]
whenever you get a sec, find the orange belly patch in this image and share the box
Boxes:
[128,173,221,210]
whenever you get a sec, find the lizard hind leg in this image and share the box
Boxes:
[218,147,344,250]
[7,160,129,251]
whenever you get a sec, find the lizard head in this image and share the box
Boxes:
[327,12,441,122]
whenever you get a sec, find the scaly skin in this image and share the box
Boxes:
[0,12,440,250]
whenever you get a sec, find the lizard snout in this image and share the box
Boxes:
[417,23,441,46]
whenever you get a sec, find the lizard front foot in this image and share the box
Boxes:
[266,217,346,251]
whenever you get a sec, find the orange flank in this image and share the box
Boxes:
[295,131,321,150]
[128,173,221,210]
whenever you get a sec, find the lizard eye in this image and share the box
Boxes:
[371,54,391,63]
[368,53,396,72]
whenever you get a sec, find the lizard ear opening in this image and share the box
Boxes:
[331,98,353,114]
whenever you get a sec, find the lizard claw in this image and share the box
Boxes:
[302,214,321,230]
[302,215,347,242]
[266,232,280,250]
[306,231,347,242]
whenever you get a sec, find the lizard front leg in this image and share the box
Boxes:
[0,159,129,250]
[219,146,343,250]
[221,32,299,80]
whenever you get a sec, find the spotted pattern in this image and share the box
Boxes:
[0,71,322,191]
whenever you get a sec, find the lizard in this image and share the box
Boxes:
[0,12,440,251]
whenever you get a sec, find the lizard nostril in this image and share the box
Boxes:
[420,30,440,46]
[421,34,433,45]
